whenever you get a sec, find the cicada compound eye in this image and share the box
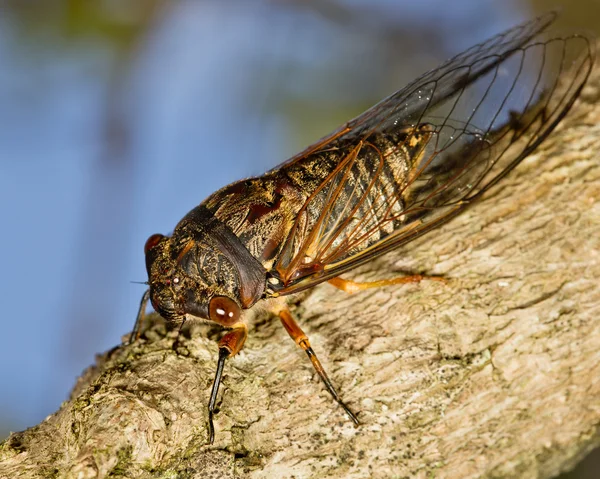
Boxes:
[209,296,241,327]
[144,233,165,254]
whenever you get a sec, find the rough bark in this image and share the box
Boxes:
[2,65,599,479]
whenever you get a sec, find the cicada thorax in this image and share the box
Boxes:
[177,206,268,307]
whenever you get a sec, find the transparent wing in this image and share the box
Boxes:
[279,12,558,166]
[269,14,594,295]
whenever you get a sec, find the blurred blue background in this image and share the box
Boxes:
[0,1,597,476]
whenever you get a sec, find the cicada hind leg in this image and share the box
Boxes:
[328,274,446,294]
[277,307,359,426]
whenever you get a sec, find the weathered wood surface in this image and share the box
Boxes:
[1,64,599,479]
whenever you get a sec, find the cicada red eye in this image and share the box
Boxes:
[209,296,241,327]
[144,233,165,254]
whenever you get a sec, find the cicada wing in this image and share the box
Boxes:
[278,11,559,169]
[271,22,593,295]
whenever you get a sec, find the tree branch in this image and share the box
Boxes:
[2,64,599,479]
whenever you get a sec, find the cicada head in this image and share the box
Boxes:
[143,232,243,327]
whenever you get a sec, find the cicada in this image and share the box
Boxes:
[132,12,594,443]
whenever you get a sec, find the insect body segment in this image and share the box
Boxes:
[133,12,594,444]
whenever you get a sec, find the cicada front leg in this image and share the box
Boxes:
[207,322,248,444]
[129,289,151,344]
[277,307,359,425]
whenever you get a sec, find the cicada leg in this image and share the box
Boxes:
[129,289,151,344]
[207,323,248,444]
[327,274,446,294]
[278,307,359,425]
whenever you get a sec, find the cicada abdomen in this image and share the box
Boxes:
[268,124,435,283]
